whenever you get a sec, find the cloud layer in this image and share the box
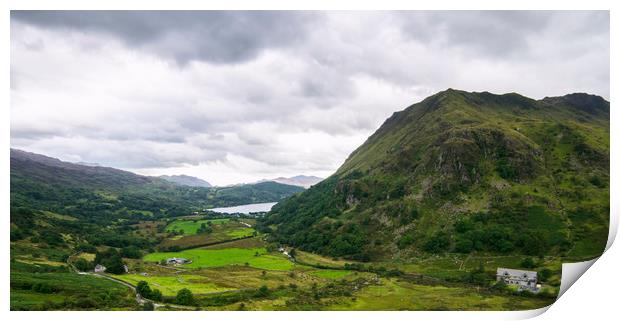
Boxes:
[10,11,609,185]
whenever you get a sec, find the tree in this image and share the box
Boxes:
[176,288,194,306]
[136,281,152,298]
[257,285,270,297]
[94,248,126,274]
[197,223,213,234]
[121,246,142,259]
[520,257,537,269]
[104,256,126,274]
[454,237,473,253]
[397,234,415,249]
[423,232,450,253]
[150,289,163,301]
[538,268,552,282]
[73,258,93,272]
[76,243,97,253]
[142,301,155,311]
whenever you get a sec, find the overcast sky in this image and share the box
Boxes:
[10,11,609,186]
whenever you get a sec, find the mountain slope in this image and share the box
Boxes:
[264,175,324,188]
[262,89,609,262]
[10,149,304,221]
[159,174,212,187]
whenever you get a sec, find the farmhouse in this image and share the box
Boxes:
[166,257,190,265]
[94,264,106,273]
[496,268,540,292]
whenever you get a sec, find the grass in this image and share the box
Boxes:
[325,278,554,311]
[10,271,136,310]
[143,247,295,271]
[227,227,256,238]
[295,250,355,268]
[165,218,230,235]
[310,270,352,279]
[159,221,256,250]
[202,236,267,250]
[114,273,233,296]
[41,211,78,221]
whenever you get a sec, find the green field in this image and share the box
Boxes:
[114,273,233,296]
[143,247,294,271]
[165,219,230,235]
[325,279,554,311]
[310,270,352,279]
[227,227,256,238]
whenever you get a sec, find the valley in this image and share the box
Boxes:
[9,90,608,311]
[11,206,558,311]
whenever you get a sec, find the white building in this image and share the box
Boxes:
[166,257,190,265]
[496,268,540,292]
[94,264,106,273]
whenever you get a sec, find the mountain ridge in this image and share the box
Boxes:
[262,89,609,262]
[256,175,324,188]
[159,174,212,188]
[10,148,305,220]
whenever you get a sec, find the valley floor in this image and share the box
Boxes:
[11,216,558,311]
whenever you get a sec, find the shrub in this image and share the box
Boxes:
[423,232,450,253]
[454,237,474,253]
[538,268,552,282]
[73,258,94,272]
[257,285,270,297]
[397,234,415,249]
[520,257,537,269]
[176,288,194,306]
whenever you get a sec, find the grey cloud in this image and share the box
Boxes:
[10,11,610,182]
[12,10,319,65]
[398,11,549,57]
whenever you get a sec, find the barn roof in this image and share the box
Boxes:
[497,268,537,279]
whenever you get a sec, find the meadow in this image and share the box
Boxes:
[159,218,256,250]
[114,273,233,296]
[143,247,295,271]
[325,279,554,311]
[165,218,230,235]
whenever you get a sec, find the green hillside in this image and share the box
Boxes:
[10,149,303,218]
[262,89,609,262]
[10,149,303,252]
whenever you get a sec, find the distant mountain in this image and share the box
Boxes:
[10,149,304,220]
[266,175,323,188]
[11,148,152,189]
[263,89,609,262]
[159,174,212,187]
[76,161,101,167]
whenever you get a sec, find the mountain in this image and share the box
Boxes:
[11,149,152,189]
[264,175,323,188]
[159,174,212,187]
[76,161,101,167]
[10,149,304,221]
[262,89,609,262]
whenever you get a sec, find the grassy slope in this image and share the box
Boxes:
[114,274,233,296]
[325,278,552,311]
[165,218,230,235]
[143,247,295,271]
[11,268,137,311]
[265,90,609,261]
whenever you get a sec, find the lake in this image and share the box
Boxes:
[209,202,278,214]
